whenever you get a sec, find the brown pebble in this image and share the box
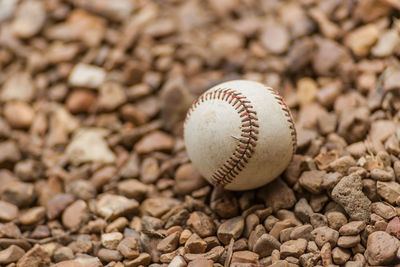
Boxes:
[339,221,366,236]
[186,211,216,238]
[184,233,207,254]
[117,237,139,259]
[174,163,207,195]
[0,245,25,264]
[366,231,399,265]
[157,231,180,253]
[16,244,50,267]
[217,216,244,245]
[0,201,18,222]
[135,131,174,154]
[187,257,213,267]
[280,239,307,258]
[253,233,281,258]
[61,200,89,230]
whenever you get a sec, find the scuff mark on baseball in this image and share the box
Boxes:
[183,80,296,191]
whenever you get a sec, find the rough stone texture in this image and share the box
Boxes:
[366,231,399,265]
[253,234,281,257]
[257,179,296,212]
[331,173,371,221]
[217,216,244,245]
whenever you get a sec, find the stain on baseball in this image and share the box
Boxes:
[184,80,296,191]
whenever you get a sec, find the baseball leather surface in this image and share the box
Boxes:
[184,80,296,191]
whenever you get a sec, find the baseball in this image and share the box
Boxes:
[184,80,297,191]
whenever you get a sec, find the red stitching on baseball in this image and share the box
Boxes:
[185,88,259,186]
[267,88,297,154]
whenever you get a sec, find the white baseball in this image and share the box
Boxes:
[183,80,296,191]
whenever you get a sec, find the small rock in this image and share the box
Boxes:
[73,254,103,267]
[187,257,213,267]
[68,63,106,89]
[140,157,160,184]
[0,141,21,163]
[326,211,347,230]
[11,0,45,38]
[217,216,244,245]
[184,246,224,262]
[47,194,75,220]
[372,29,400,57]
[2,181,35,207]
[141,197,181,218]
[101,232,123,250]
[344,24,379,57]
[66,180,96,201]
[66,128,116,165]
[331,173,371,221]
[66,90,96,113]
[1,72,35,102]
[257,179,296,212]
[0,200,18,221]
[339,221,366,236]
[186,211,216,238]
[4,101,35,129]
[54,247,74,262]
[253,233,281,257]
[371,202,397,220]
[377,181,400,204]
[294,198,314,223]
[0,245,25,264]
[184,233,207,254]
[311,226,339,248]
[337,235,360,248]
[366,231,399,265]
[62,200,89,230]
[289,224,313,241]
[96,194,139,220]
[174,164,207,195]
[97,248,123,262]
[168,255,187,267]
[117,237,139,259]
[370,168,395,181]
[117,179,148,201]
[157,232,180,253]
[19,206,45,225]
[123,252,151,267]
[332,247,351,265]
[280,239,307,258]
[386,217,400,239]
[97,82,127,111]
[135,131,175,154]
[260,21,290,54]
[299,170,325,194]
[16,244,50,267]
[231,250,259,264]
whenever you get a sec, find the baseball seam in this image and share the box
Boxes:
[184,86,296,187]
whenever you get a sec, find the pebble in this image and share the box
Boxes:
[66,90,96,113]
[157,231,180,253]
[62,200,89,230]
[72,254,102,267]
[294,198,314,223]
[54,247,74,262]
[332,247,351,265]
[0,200,18,221]
[0,141,21,163]
[135,131,175,154]
[19,206,45,225]
[289,224,313,241]
[331,173,371,221]
[184,233,207,254]
[68,63,106,89]
[46,194,75,220]
[231,250,259,264]
[0,245,25,264]
[97,248,123,262]
[11,0,45,38]
[371,29,400,57]
[140,157,160,184]
[4,101,35,129]
[326,211,348,230]
[257,179,296,212]
[186,211,216,238]
[187,257,213,267]
[253,233,281,257]
[0,0,17,22]
[370,168,395,181]
[376,181,400,204]
[117,237,139,259]
[280,239,308,258]
[66,180,96,200]
[269,220,293,240]
[339,221,366,236]
[260,21,290,54]
[174,164,207,195]
[97,82,127,111]
[117,179,148,201]
[96,194,139,220]
[299,170,325,194]
[344,24,379,57]
[366,231,399,265]
[184,246,224,262]
[1,72,35,102]
[101,232,123,250]
[168,255,187,267]
[371,201,397,220]
[2,181,35,207]
[16,244,50,267]
[337,235,360,248]
[217,216,244,245]
[141,197,181,218]
[66,128,116,165]
[311,226,339,248]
